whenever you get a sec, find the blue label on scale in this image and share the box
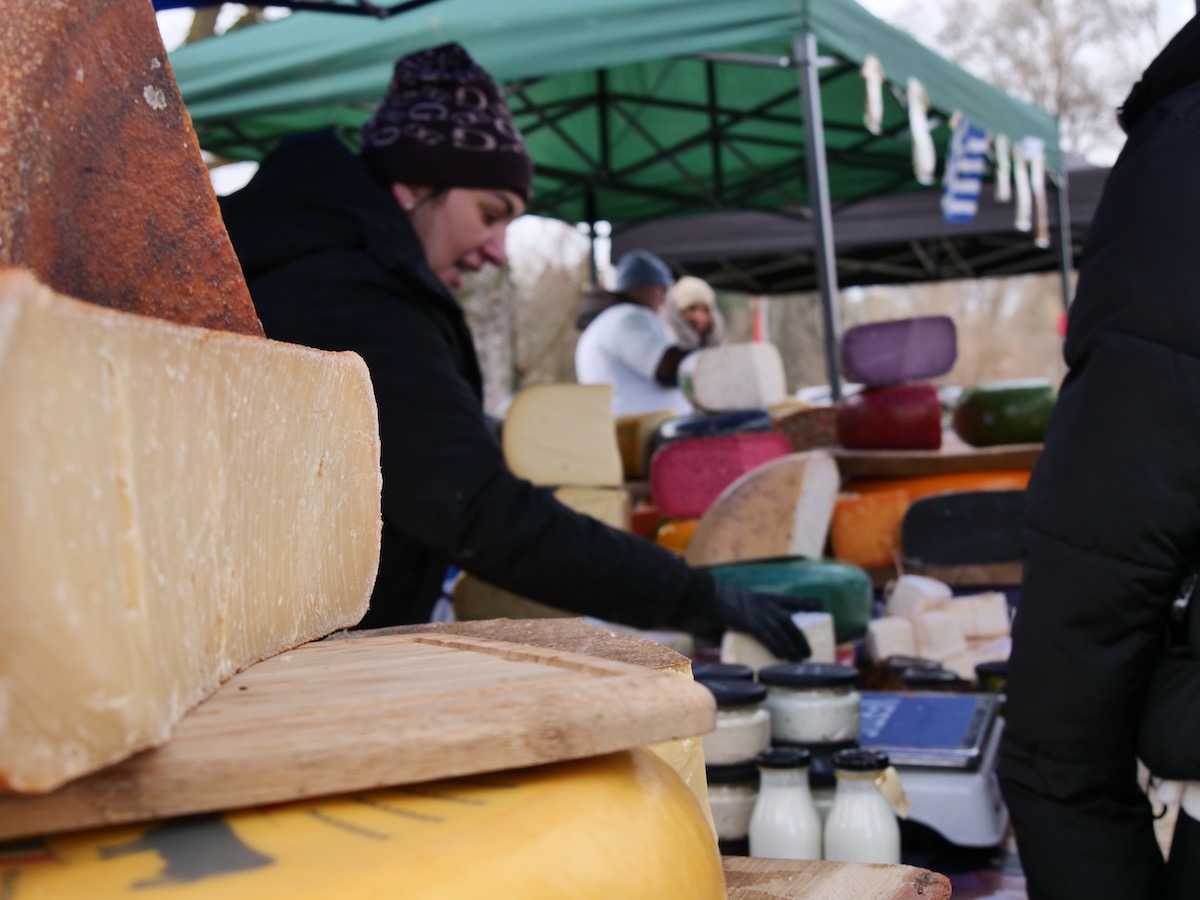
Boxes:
[859,692,987,750]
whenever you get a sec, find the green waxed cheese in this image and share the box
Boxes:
[704,558,872,642]
[952,379,1056,447]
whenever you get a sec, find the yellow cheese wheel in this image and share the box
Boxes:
[0,749,725,898]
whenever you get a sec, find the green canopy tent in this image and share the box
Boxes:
[169,0,1062,398]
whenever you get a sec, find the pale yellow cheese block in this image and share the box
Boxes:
[0,269,382,793]
[614,408,675,478]
[554,485,632,530]
[451,573,572,620]
[503,383,623,487]
[0,749,726,899]
[679,341,788,412]
[685,450,839,566]
[945,591,1012,639]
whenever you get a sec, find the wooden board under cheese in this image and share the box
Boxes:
[649,432,791,520]
[0,0,261,336]
[502,383,623,487]
[0,634,716,841]
[0,268,382,794]
[838,315,957,386]
[836,383,943,451]
[684,451,839,567]
[678,342,787,412]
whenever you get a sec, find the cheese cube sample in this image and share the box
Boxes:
[685,451,839,566]
[885,574,952,618]
[554,486,632,530]
[912,611,969,662]
[865,616,918,664]
[945,592,1012,639]
[503,384,623,487]
[679,342,787,412]
[720,612,837,669]
[0,269,382,793]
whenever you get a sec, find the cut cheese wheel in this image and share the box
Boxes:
[615,409,676,479]
[685,451,839,567]
[703,558,873,643]
[0,2,261,336]
[839,315,957,386]
[901,490,1025,565]
[0,269,381,793]
[829,489,909,570]
[649,432,791,520]
[502,383,622,487]
[554,486,632,530]
[836,382,943,450]
[885,574,953,619]
[679,342,787,412]
[770,404,840,452]
[0,749,725,899]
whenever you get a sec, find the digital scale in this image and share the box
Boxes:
[858,691,1009,847]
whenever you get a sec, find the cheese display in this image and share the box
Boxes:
[554,486,632,530]
[720,612,837,670]
[901,489,1025,565]
[704,558,873,643]
[770,403,840,452]
[0,749,726,899]
[835,382,943,450]
[829,489,910,570]
[838,315,957,385]
[649,432,791,520]
[678,342,787,412]
[614,409,675,478]
[0,1,262,336]
[0,269,382,793]
[502,383,622,487]
[685,451,839,567]
[952,378,1056,447]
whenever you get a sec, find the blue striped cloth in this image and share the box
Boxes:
[941,116,990,224]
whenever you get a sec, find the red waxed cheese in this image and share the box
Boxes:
[649,432,791,520]
[839,316,957,386]
[836,383,943,451]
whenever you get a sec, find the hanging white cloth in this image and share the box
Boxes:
[907,77,936,185]
[1023,136,1051,249]
[1012,141,1032,233]
[861,54,885,135]
[993,134,1012,203]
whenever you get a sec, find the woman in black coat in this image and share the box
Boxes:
[219,42,810,660]
[998,17,1200,899]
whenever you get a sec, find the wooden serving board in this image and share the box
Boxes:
[0,633,715,841]
[722,856,952,900]
[832,434,1041,479]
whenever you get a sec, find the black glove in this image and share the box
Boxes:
[677,586,822,661]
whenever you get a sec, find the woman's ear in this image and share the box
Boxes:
[391,183,432,213]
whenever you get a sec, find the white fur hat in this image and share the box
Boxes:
[670,275,716,311]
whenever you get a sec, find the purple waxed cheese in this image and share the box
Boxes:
[838,315,957,386]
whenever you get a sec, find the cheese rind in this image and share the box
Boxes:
[503,384,623,487]
[0,269,382,792]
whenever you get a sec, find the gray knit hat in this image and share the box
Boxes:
[360,43,533,202]
[615,250,673,292]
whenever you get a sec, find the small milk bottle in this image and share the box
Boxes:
[823,748,901,864]
[748,747,822,861]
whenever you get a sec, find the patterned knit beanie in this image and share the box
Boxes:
[361,42,532,202]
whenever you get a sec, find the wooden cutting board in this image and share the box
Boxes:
[832,435,1041,479]
[0,632,714,841]
[722,856,952,899]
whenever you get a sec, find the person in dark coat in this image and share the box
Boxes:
[218,42,812,660]
[997,17,1200,900]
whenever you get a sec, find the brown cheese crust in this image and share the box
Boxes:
[0,0,263,335]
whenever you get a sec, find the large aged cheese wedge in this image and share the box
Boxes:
[0,749,725,900]
[0,0,261,335]
[685,451,839,567]
[502,384,623,487]
[0,269,382,793]
[679,342,788,412]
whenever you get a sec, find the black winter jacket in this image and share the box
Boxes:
[997,17,1200,900]
[220,131,718,630]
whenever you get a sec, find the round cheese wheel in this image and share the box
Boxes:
[0,749,725,899]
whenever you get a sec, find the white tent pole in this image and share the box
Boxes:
[794,32,844,402]
[1050,168,1072,310]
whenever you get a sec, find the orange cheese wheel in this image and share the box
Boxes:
[830,489,909,570]
[840,469,1031,503]
[655,519,699,554]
